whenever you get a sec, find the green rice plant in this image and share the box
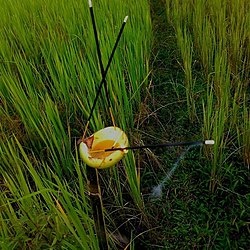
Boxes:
[202,82,214,160]
[227,0,250,79]
[168,0,193,28]
[0,67,72,175]
[192,3,215,74]
[238,97,250,168]
[0,0,152,204]
[0,137,98,249]
[0,0,152,247]
[242,105,250,167]
[203,47,231,192]
[175,25,196,121]
[165,0,249,190]
[207,0,227,46]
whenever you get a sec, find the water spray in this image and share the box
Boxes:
[150,140,214,199]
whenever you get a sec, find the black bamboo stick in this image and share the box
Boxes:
[89,140,215,153]
[88,0,112,111]
[86,14,128,126]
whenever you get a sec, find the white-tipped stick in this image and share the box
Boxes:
[88,0,92,8]
[205,140,215,145]
[124,16,129,23]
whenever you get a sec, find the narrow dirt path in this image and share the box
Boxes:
[147,0,194,144]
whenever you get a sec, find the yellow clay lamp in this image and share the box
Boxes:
[79,126,128,169]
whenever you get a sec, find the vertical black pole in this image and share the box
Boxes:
[88,0,112,111]
[87,167,108,250]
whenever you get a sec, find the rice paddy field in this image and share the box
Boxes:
[0,0,249,249]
